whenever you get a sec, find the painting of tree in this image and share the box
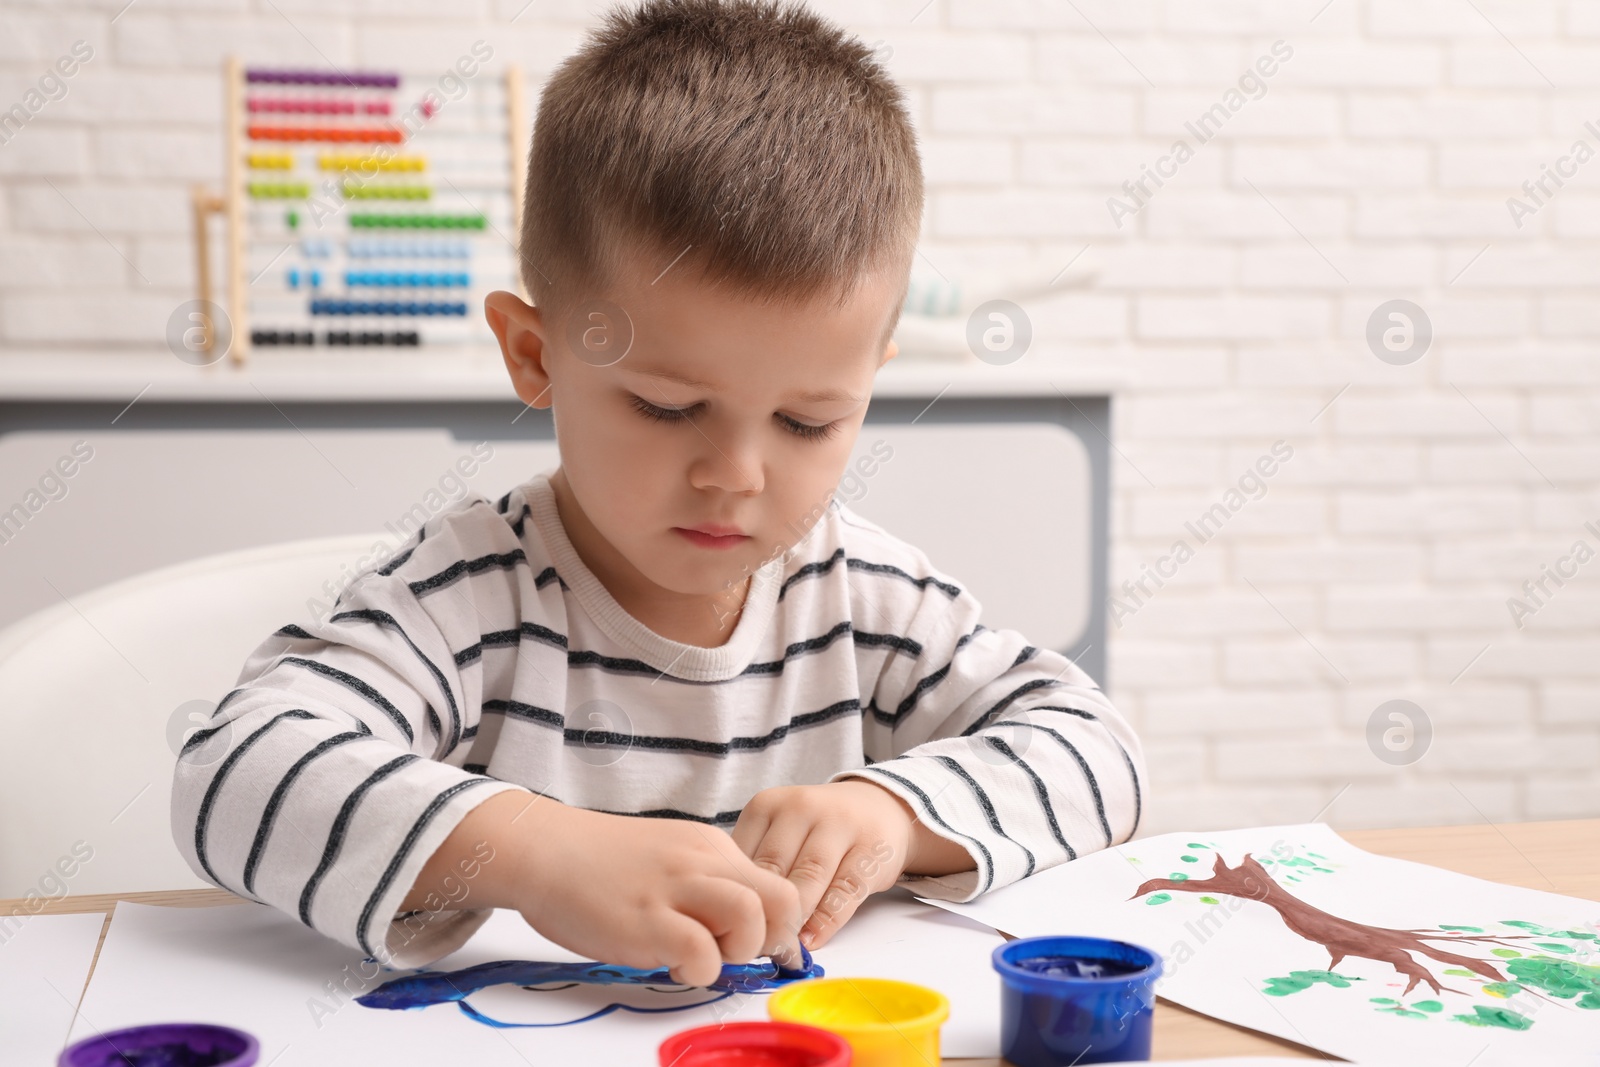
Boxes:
[1127,842,1600,1032]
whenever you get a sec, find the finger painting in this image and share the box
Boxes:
[354,946,822,1027]
[920,823,1600,1067]
[1130,843,1600,1034]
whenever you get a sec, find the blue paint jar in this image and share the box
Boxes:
[992,935,1162,1066]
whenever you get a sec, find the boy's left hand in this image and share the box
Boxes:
[731,780,916,950]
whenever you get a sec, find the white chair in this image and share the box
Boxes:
[0,532,385,898]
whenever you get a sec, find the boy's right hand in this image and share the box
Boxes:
[510,801,805,987]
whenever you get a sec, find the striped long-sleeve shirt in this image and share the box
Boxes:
[171,470,1146,967]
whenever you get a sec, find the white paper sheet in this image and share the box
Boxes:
[919,823,1600,1067]
[1,911,106,1065]
[69,886,1004,1063]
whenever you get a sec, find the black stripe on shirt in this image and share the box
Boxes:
[874,624,985,728]
[1116,742,1142,836]
[564,648,677,678]
[408,549,528,598]
[612,806,745,826]
[275,624,315,640]
[576,698,862,758]
[1030,704,1101,723]
[959,678,1064,736]
[852,630,923,658]
[777,547,963,602]
[298,754,422,926]
[847,557,962,598]
[480,697,862,757]
[992,721,1113,848]
[742,621,854,677]
[983,736,1076,862]
[330,609,462,755]
[424,704,444,745]
[281,657,416,745]
[377,526,425,577]
[190,688,246,744]
[242,725,374,895]
[357,775,503,958]
[932,754,1035,879]
[429,777,747,827]
[481,698,564,729]
[778,548,847,601]
[857,766,994,895]
[454,622,568,668]
[508,503,532,538]
[192,709,317,893]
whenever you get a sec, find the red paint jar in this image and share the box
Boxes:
[658,1020,852,1067]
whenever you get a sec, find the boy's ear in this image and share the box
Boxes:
[484,290,553,409]
[880,337,898,367]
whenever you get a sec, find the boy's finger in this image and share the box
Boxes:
[782,824,856,936]
[674,874,768,966]
[743,863,805,969]
[656,907,727,988]
[800,843,882,948]
[741,810,809,882]
[729,804,771,857]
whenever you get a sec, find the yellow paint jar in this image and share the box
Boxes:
[768,978,949,1067]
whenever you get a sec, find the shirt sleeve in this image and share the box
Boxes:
[830,524,1146,904]
[169,501,533,968]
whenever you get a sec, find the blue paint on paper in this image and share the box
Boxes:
[355,944,823,1028]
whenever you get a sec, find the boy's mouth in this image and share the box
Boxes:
[673,524,751,550]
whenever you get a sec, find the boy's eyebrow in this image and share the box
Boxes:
[629,368,864,405]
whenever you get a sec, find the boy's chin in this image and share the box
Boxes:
[639,553,761,600]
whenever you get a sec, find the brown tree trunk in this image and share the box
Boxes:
[1129,851,1535,997]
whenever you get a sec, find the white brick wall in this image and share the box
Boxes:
[1,0,1596,836]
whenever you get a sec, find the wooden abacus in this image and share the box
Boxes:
[192,55,528,365]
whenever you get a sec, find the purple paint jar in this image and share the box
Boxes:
[992,936,1162,1066]
[58,1023,259,1067]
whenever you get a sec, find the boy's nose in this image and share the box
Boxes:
[687,437,764,496]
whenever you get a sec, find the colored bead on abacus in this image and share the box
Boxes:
[348,213,486,230]
[248,125,404,144]
[248,181,310,199]
[310,299,467,316]
[244,69,400,88]
[342,182,432,200]
[319,154,425,172]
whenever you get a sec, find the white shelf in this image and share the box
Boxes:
[0,348,1118,403]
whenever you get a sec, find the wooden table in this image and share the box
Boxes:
[12,819,1598,1063]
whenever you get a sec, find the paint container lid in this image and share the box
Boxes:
[768,977,948,1067]
[658,1020,852,1066]
[992,935,1162,994]
[58,1023,259,1067]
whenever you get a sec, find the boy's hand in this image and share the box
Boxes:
[510,801,804,987]
[732,780,922,950]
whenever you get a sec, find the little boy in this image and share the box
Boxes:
[173,0,1146,988]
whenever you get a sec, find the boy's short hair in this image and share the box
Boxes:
[520,0,923,325]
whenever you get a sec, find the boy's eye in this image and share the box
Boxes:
[628,394,838,442]
[776,414,839,442]
[629,395,698,423]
